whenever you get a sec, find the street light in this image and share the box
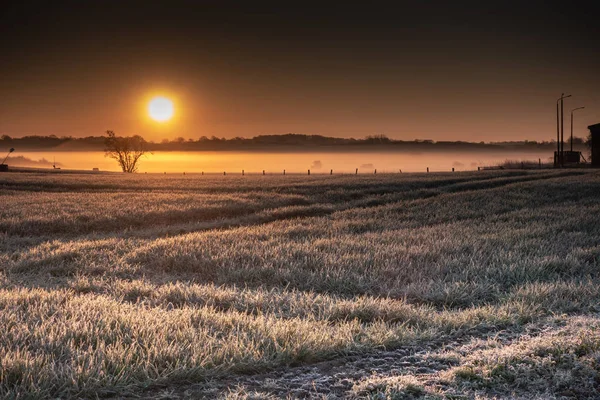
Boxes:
[556,94,572,166]
[1,148,14,165]
[570,107,585,152]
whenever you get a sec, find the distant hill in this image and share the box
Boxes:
[0,133,585,153]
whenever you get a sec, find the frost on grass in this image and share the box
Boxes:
[1,171,599,398]
[347,316,600,399]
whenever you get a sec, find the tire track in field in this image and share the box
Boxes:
[3,171,588,261]
[130,317,563,399]
[1,170,573,242]
[5,170,587,242]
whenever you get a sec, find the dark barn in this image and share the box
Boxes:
[589,123,600,167]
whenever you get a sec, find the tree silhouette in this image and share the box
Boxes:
[104,131,149,173]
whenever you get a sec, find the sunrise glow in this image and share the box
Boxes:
[148,96,174,122]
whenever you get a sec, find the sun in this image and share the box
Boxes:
[148,96,174,122]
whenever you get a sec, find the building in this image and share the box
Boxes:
[554,150,582,166]
[589,123,600,167]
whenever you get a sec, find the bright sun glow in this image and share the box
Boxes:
[148,96,174,122]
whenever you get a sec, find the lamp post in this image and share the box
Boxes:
[570,107,585,152]
[556,94,571,166]
[1,148,14,165]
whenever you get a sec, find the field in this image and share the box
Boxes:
[1,170,600,399]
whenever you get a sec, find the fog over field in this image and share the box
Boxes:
[14,150,557,173]
[2,170,600,399]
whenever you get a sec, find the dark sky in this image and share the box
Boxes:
[1,1,599,141]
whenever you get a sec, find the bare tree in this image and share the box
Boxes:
[104,131,149,173]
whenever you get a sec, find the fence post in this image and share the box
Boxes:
[374,169,377,174]
[427,167,429,173]
[283,169,285,175]
[539,158,541,169]
[477,167,480,172]
[452,167,454,172]
[202,171,204,175]
[224,171,226,176]
[242,170,244,176]
[355,168,358,175]
[330,169,333,175]
[308,169,310,175]
[263,170,265,175]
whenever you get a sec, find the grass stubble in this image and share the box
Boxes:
[0,170,599,398]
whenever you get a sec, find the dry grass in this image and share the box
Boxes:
[1,170,599,398]
[353,315,600,399]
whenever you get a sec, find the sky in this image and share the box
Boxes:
[1,1,599,142]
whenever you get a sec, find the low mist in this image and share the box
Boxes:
[12,150,557,173]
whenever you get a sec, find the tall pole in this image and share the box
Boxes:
[556,94,572,167]
[561,97,564,166]
[570,107,585,152]
[556,100,560,165]
[571,109,573,153]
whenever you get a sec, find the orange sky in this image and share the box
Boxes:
[1,2,598,143]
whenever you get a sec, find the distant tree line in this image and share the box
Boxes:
[0,133,586,152]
